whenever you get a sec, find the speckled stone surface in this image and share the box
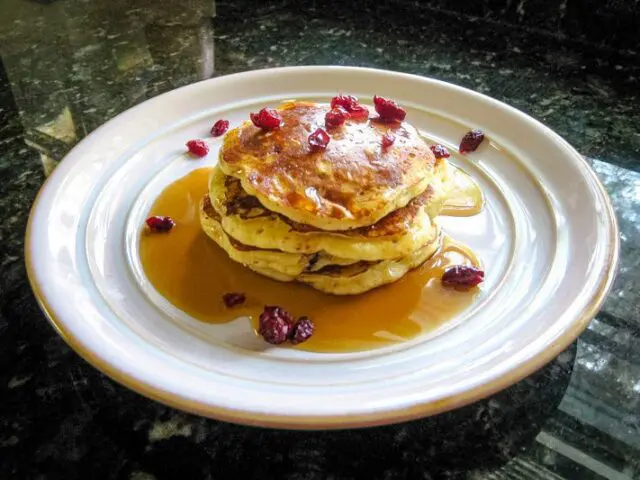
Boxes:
[0,0,639,478]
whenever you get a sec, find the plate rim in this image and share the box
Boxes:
[24,65,620,429]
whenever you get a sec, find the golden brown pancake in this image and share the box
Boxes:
[199,195,442,294]
[200,196,360,280]
[218,101,437,230]
[208,165,445,260]
[220,173,434,236]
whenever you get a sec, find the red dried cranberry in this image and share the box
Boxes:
[381,133,396,149]
[259,306,294,345]
[186,139,209,157]
[145,216,175,233]
[222,292,245,308]
[325,106,349,128]
[459,129,485,154]
[250,108,282,130]
[290,316,315,345]
[308,128,330,151]
[330,94,359,112]
[442,266,484,288]
[348,104,369,121]
[430,144,450,159]
[373,95,406,123]
[211,119,230,137]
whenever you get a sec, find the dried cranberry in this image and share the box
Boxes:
[259,306,294,345]
[430,144,450,159]
[373,95,406,123]
[325,106,349,128]
[145,216,175,233]
[348,105,369,121]
[250,108,282,130]
[459,129,485,154]
[381,133,396,149]
[186,139,209,157]
[290,316,315,345]
[211,119,230,137]
[330,94,359,112]
[442,266,484,288]
[222,292,245,308]
[308,128,330,150]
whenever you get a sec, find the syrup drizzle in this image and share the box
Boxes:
[440,165,485,217]
[139,167,482,353]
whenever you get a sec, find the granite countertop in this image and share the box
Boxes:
[0,0,639,478]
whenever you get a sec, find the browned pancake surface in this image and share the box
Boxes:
[219,101,436,229]
[219,174,434,239]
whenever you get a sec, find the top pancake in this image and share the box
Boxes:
[218,101,436,230]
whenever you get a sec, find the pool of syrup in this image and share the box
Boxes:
[139,167,482,353]
[440,165,485,217]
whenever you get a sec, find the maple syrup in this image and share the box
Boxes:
[440,165,485,217]
[139,167,482,353]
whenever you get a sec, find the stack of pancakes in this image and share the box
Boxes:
[200,101,453,295]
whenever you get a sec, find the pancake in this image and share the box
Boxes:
[296,236,440,295]
[247,234,441,295]
[199,196,359,280]
[208,164,447,260]
[199,196,441,294]
[218,101,437,230]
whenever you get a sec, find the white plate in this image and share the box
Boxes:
[25,66,618,429]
